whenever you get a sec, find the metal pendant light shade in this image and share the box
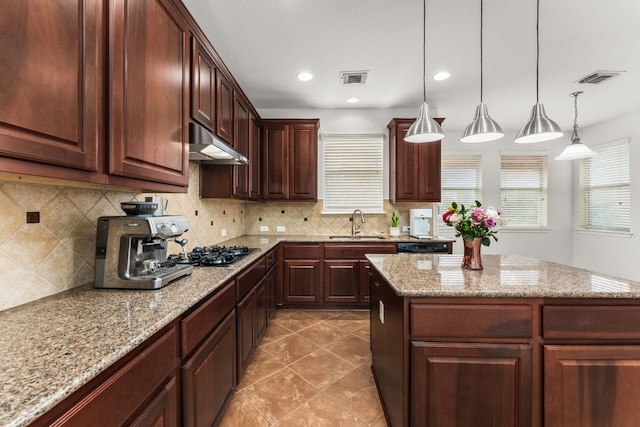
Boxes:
[405,102,445,143]
[460,103,504,143]
[555,91,596,160]
[514,103,563,143]
[405,0,445,143]
[515,0,563,144]
[460,0,503,143]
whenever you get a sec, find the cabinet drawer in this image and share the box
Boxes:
[411,304,533,339]
[282,243,321,259]
[543,305,640,339]
[181,281,235,356]
[324,243,397,259]
[237,257,266,300]
[265,248,277,269]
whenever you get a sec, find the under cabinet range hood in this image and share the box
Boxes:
[188,122,249,165]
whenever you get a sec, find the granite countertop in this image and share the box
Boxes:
[0,235,277,427]
[366,253,640,299]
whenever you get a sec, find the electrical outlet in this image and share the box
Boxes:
[402,226,410,232]
[276,225,285,232]
[221,229,227,237]
[379,300,385,324]
[260,225,269,232]
[260,238,269,244]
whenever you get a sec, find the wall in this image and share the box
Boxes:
[572,111,640,281]
[0,163,244,311]
[260,107,574,265]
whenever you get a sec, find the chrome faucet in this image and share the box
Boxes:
[352,209,365,236]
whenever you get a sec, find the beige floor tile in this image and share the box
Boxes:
[237,348,287,390]
[322,315,369,332]
[325,366,384,424]
[304,310,342,320]
[243,367,319,424]
[351,324,371,343]
[289,348,357,389]
[370,415,389,427]
[260,333,319,365]
[296,321,350,347]
[259,322,294,346]
[325,334,372,367]
[275,393,368,427]
[273,313,320,332]
[219,391,271,427]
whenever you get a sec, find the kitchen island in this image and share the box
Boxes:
[367,253,640,427]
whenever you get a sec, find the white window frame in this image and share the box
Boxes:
[438,155,482,231]
[578,138,631,234]
[500,154,548,230]
[322,134,384,214]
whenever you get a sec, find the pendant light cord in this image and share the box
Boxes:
[422,0,426,102]
[480,0,485,103]
[536,0,540,103]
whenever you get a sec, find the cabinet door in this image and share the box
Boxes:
[129,378,178,427]
[232,96,249,198]
[288,124,318,200]
[282,260,321,303]
[236,288,256,379]
[255,278,268,340]
[216,70,234,145]
[183,310,236,427]
[191,38,215,131]
[324,260,359,303]
[0,0,102,171]
[395,125,421,201]
[545,345,640,427]
[418,142,441,201]
[262,124,288,200]
[248,115,261,200]
[266,264,278,319]
[359,261,372,302]
[109,0,189,186]
[411,342,532,427]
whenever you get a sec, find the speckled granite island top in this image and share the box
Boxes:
[366,253,640,299]
[0,235,278,427]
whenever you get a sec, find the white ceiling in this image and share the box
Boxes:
[182,0,640,133]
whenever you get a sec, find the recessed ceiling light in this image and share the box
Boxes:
[346,97,359,103]
[297,72,313,81]
[433,71,450,81]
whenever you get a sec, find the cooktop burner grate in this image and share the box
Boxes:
[168,245,254,267]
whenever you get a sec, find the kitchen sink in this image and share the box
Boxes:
[329,235,388,240]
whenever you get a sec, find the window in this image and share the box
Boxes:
[322,134,383,213]
[500,155,548,229]
[438,155,482,229]
[579,139,630,232]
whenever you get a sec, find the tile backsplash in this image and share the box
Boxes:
[0,162,434,310]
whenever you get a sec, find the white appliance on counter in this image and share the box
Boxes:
[409,208,433,238]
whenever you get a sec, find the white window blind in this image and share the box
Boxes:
[500,155,548,228]
[579,140,630,232]
[438,155,482,229]
[322,134,383,213]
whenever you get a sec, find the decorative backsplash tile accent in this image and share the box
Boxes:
[0,160,435,311]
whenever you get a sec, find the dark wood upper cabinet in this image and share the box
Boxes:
[216,70,234,145]
[248,114,261,200]
[0,0,102,172]
[232,96,249,198]
[262,119,319,201]
[191,37,215,131]
[109,0,190,187]
[388,118,443,202]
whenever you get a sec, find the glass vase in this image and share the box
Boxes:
[461,237,483,270]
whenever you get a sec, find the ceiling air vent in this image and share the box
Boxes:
[340,71,368,85]
[576,70,623,84]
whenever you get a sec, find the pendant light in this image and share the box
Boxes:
[460,0,503,143]
[555,91,596,160]
[514,0,563,143]
[404,0,445,143]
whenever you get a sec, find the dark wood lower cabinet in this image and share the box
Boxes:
[411,342,532,427]
[324,260,359,303]
[237,287,257,379]
[182,310,236,427]
[32,326,180,427]
[544,345,640,427]
[282,259,321,304]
